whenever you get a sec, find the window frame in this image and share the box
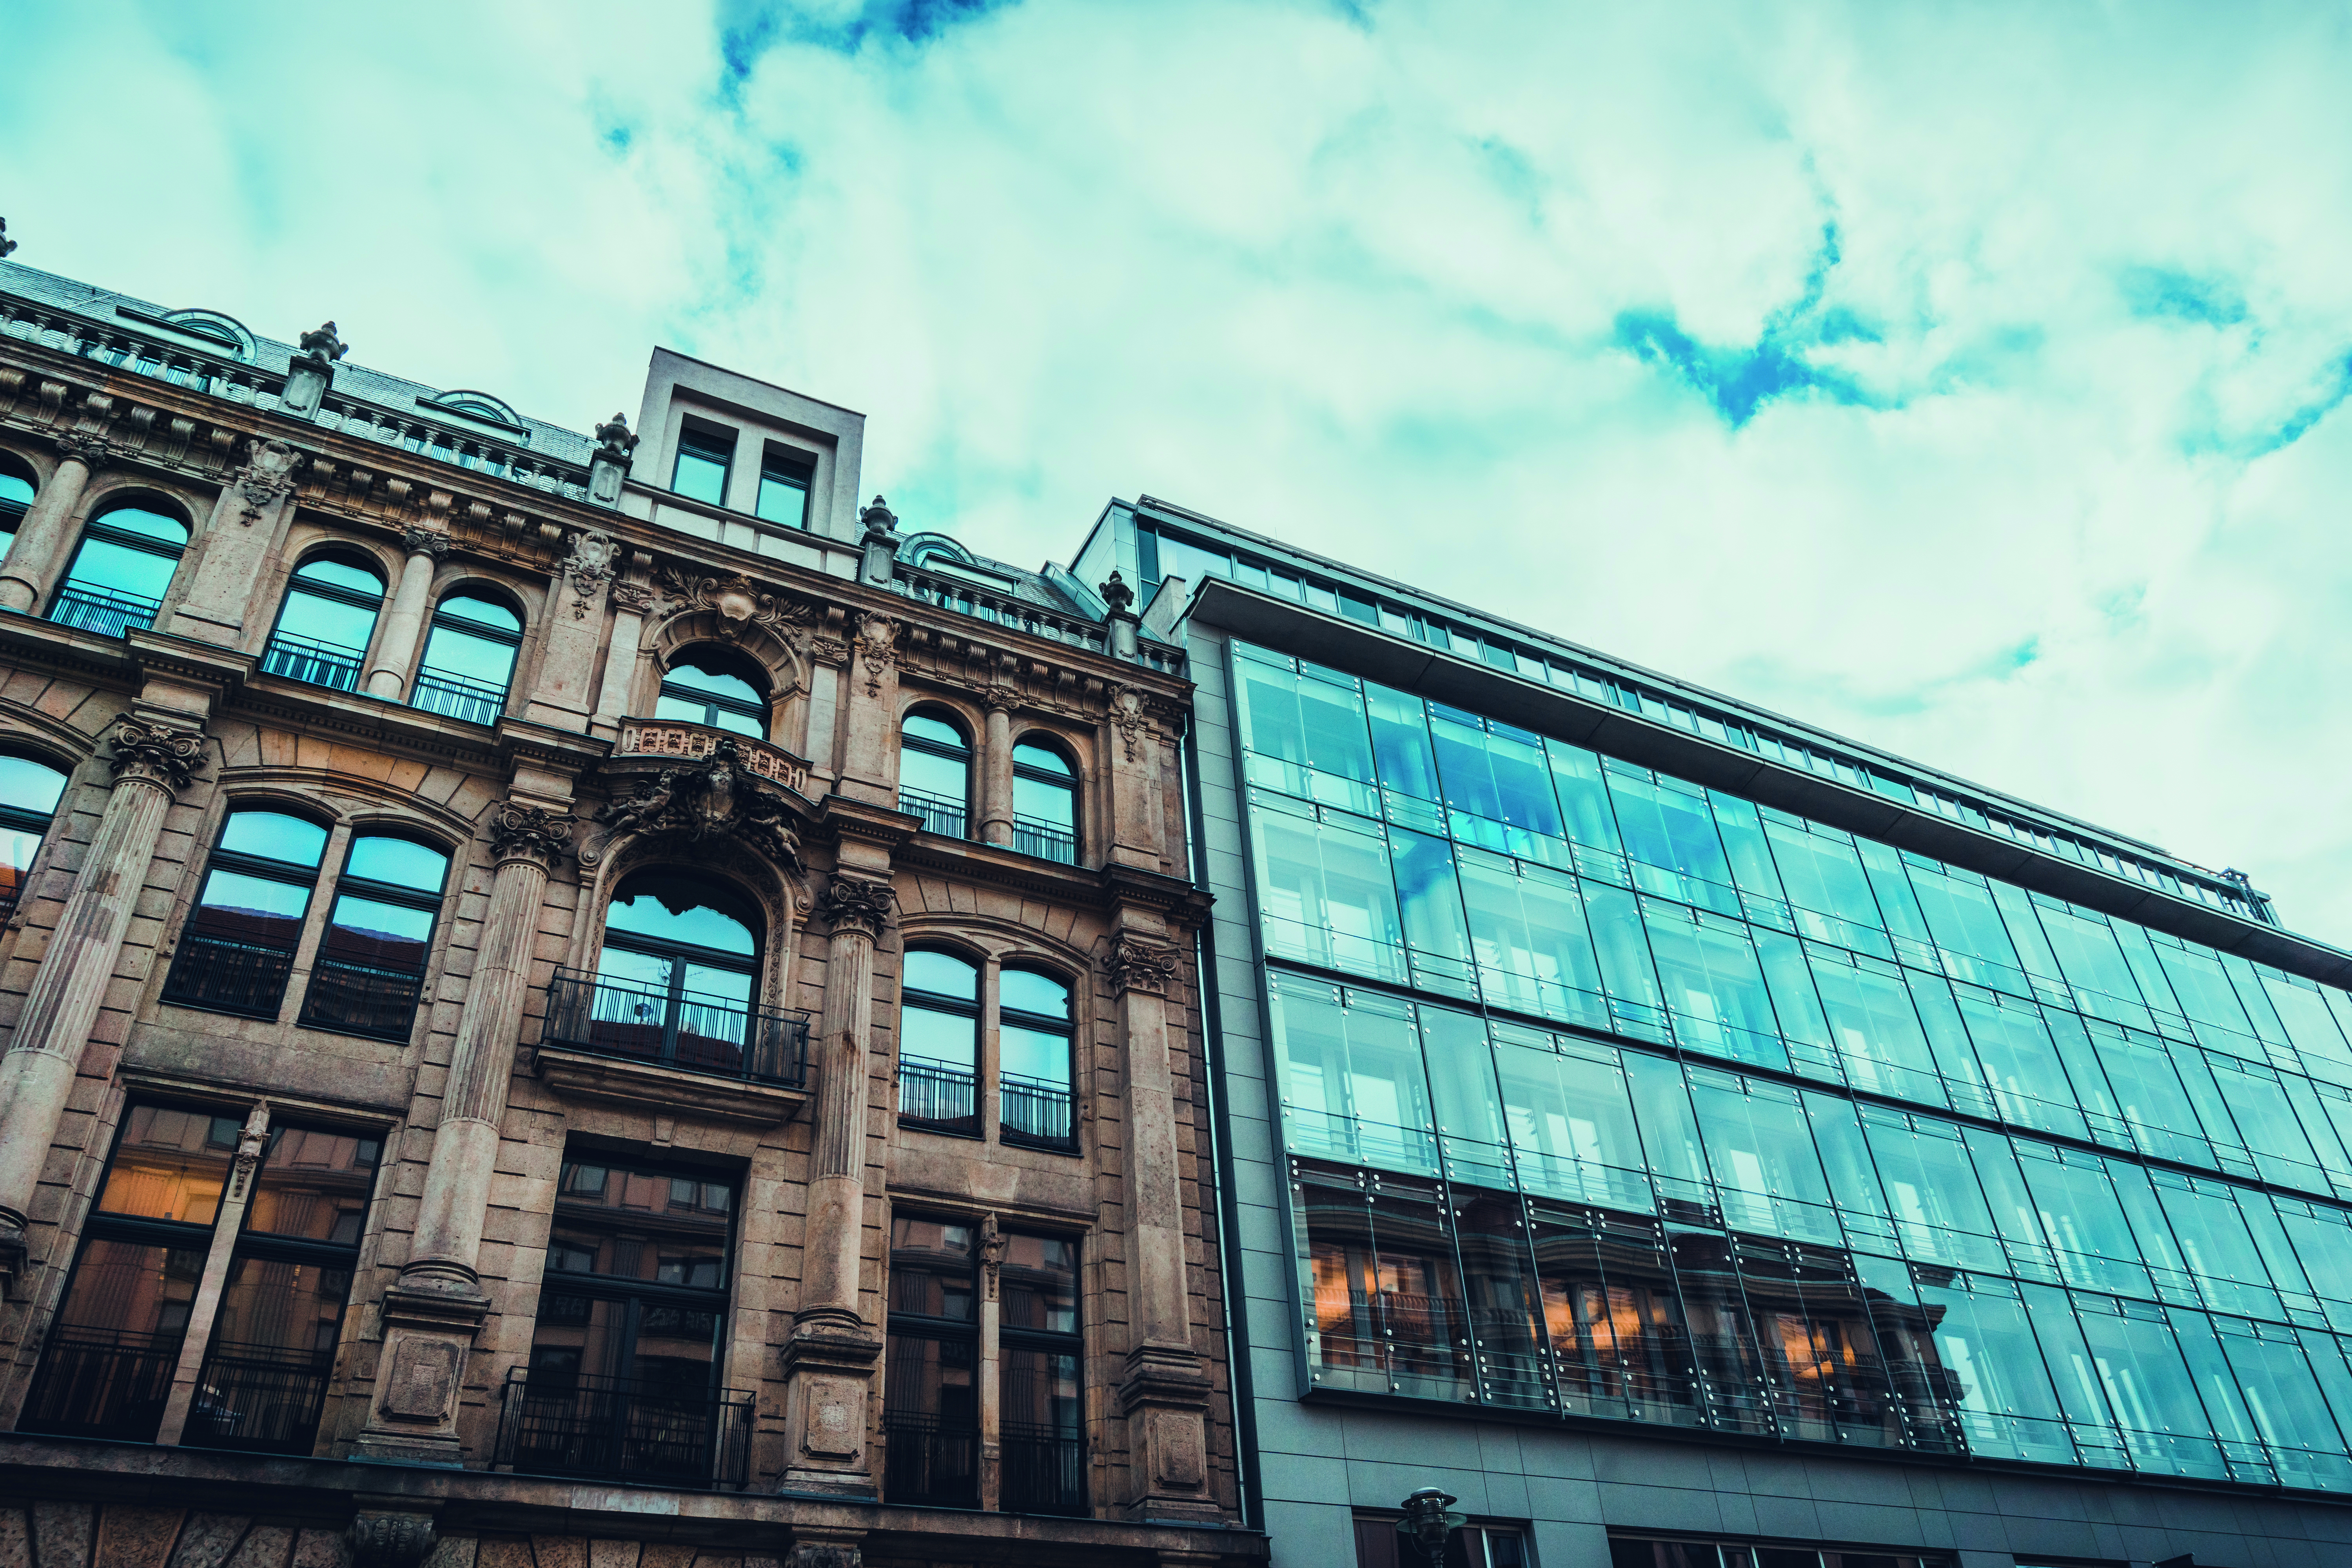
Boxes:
[898,946,984,1139]
[1010,735,1080,866]
[261,552,388,693]
[995,1225,1087,1515]
[882,1213,984,1509]
[899,709,974,841]
[160,807,333,1022]
[655,647,771,739]
[997,966,1080,1155]
[0,750,71,924]
[590,871,766,1074]
[753,447,814,530]
[670,422,736,507]
[410,588,524,726]
[48,499,191,637]
[296,829,452,1043]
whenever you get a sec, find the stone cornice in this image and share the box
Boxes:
[493,713,609,777]
[125,627,255,697]
[813,795,920,855]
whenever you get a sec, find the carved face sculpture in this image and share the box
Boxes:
[707,575,762,638]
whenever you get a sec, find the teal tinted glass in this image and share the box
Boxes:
[220,811,329,868]
[345,836,448,891]
[0,755,67,815]
[904,949,977,1000]
[606,889,754,954]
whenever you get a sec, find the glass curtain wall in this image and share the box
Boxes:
[1234,639,2352,1492]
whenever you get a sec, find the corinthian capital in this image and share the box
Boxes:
[107,720,207,793]
[54,430,111,468]
[814,874,894,939]
[401,525,453,559]
[1104,933,1180,996]
[487,801,575,867]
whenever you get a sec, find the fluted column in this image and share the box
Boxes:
[0,432,105,613]
[978,690,1015,846]
[363,528,450,699]
[0,720,206,1293]
[778,871,893,1497]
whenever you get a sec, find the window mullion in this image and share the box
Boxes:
[151,1100,269,1448]
[980,1249,1002,1513]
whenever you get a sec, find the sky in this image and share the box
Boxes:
[8,1,2352,938]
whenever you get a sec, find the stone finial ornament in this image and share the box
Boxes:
[593,411,639,463]
[295,320,348,368]
[1099,569,1136,616]
[107,720,209,793]
[860,495,899,538]
[0,218,16,260]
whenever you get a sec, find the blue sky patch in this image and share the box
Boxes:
[2118,265,2247,327]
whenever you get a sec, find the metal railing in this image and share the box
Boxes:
[260,633,365,692]
[999,1073,1076,1151]
[1012,817,1077,865]
[161,934,295,1018]
[183,1343,334,1454]
[299,955,426,1040]
[49,583,162,639]
[495,1367,752,1490]
[1000,1422,1087,1515]
[882,1411,980,1507]
[897,1059,979,1135]
[898,788,968,840]
[410,669,508,726]
[17,1330,183,1442]
[887,564,1109,655]
[541,969,809,1087]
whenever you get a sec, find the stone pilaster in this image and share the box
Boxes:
[168,438,303,646]
[352,799,572,1465]
[525,528,617,729]
[154,1100,271,1444]
[363,528,450,700]
[0,429,107,614]
[978,1212,1006,1510]
[590,581,656,739]
[1104,685,1163,870]
[836,613,902,806]
[0,719,206,1294]
[978,686,1016,846]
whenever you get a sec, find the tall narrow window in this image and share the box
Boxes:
[506,1154,749,1488]
[0,459,32,556]
[671,426,733,506]
[755,451,812,529]
[411,592,521,726]
[999,1230,1085,1515]
[898,949,980,1136]
[999,969,1077,1153]
[1011,740,1078,864]
[261,556,385,692]
[0,753,69,922]
[655,648,769,739]
[185,1123,378,1455]
[884,1216,980,1507]
[49,503,188,637]
[20,1105,239,1441]
[587,873,761,1072]
[299,835,450,1040]
[162,810,330,1018]
[900,712,971,839]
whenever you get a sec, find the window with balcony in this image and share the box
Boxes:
[671,425,734,506]
[884,1215,980,1507]
[655,647,769,739]
[298,834,450,1041]
[899,711,971,839]
[898,948,980,1136]
[0,752,69,924]
[410,591,521,725]
[161,810,330,1019]
[503,1152,750,1489]
[1011,738,1078,864]
[998,969,1077,1153]
[754,449,812,529]
[551,872,793,1082]
[999,1230,1085,1515]
[49,501,188,637]
[261,555,385,692]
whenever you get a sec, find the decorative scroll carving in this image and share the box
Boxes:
[809,635,849,666]
[1109,684,1152,762]
[610,581,657,616]
[294,319,349,369]
[1105,933,1180,996]
[54,430,110,468]
[658,565,813,650]
[586,735,804,873]
[1100,569,1136,615]
[348,1512,437,1568]
[107,720,207,793]
[401,525,452,559]
[593,411,640,465]
[982,681,1022,715]
[228,1100,270,1202]
[233,437,300,524]
[487,801,575,867]
[813,875,893,940]
[855,612,900,698]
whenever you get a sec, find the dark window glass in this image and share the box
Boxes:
[0,752,68,920]
[900,712,971,839]
[299,834,450,1041]
[411,592,520,726]
[49,504,189,637]
[755,452,811,528]
[261,556,384,692]
[589,873,761,1074]
[671,427,733,505]
[1000,1230,1083,1514]
[0,467,33,553]
[162,811,331,1019]
[885,1216,980,1507]
[655,648,768,739]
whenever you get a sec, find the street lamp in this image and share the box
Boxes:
[1396,1486,1466,1564]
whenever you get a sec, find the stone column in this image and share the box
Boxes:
[0,720,207,1294]
[978,1213,1006,1511]
[352,799,572,1466]
[363,528,450,700]
[0,432,106,613]
[590,582,655,740]
[1104,686,1164,871]
[154,1100,270,1445]
[1105,931,1220,1523]
[978,688,1016,846]
[835,613,901,806]
[779,872,893,1497]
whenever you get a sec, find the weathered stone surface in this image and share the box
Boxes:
[30,1503,90,1568]
[528,1541,585,1568]
[164,1515,251,1568]
[583,1545,637,1568]
[473,1543,534,1568]
[418,1541,477,1568]
[291,1530,353,1568]
[221,1527,296,1568]
[1,1509,30,1568]
[93,1508,185,1568]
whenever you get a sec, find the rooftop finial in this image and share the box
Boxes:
[295,319,348,368]
[0,219,16,261]
[593,412,638,462]
[1099,569,1136,616]
[861,495,899,537]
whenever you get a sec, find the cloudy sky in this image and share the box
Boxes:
[9,1,2352,937]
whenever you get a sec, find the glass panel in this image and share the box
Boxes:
[1001,1231,1077,1332]
[1392,829,1476,1000]
[1954,989,2086,1139]
[23,1238,203,1440]
[672,443,729,505]
[220,812,329,868]
[187,1254,353,1451]
[61,534,178,602]
[1606,771,1734,906]
[663,655,762,706]
[1644,903,1784,1071]
[2218,1318,2352,1488]
[902,713,966,751]
[1452,1186,1550,1408]
[319,893,434,969]
[754,468,808,528]
[1365,682,1440,821]
[1000,969,1069,1018]
[343,836,448,891]
[1493,1028,1651,1211]
[2157,941,2263,1058]
[1860,1111,2005,1273]
[1421,1004,1510,1189]
[291,556,383,597]
[1762,820,1887,953]
[1532,1201,1699,1425]
[606,886,755,955]
[1250,799,1405,984]
[2073,1296,2225,1477]
[1685,1071,1840,1245]
[0,754,68,815]
[1457,847,1603,1026]
[416,621,517,688]
[1544,740,1622,854]
[1810,948,1944,1106]
[1872,1258,2076,1464]
[1267,975,1434,1175]
[1298,1165,1472,1400]
[1235,653,1377,814]
[96,1106,240,1224]
[245,1125,378,1242]
[1906,864,2029,996]
[905,949,978,1000]
[271,587,378,657]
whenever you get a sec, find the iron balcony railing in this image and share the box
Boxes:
[160,934,295,1019]
[259,633,366,692]
[18,1329,183,1442]
[183,1342,334,1455]
[898,788,968,840]
[896,1059,979,1135]
[881,1411,980,1507]
[299,955,426,1040]
[541,969,809,1088]
[410,669,508,726]
[887,564,1109,655]
[495,1367,752,1490]
[999,1073,1077,1152]
[50,584,162,639]
[1000,1421,1087,1515]
[1012,816,1077,865]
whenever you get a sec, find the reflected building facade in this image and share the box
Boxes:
[1067,497,2352,1567]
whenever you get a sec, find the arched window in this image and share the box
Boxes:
[262,555,387,692]
[655,648,769,739]
[300,833,450,1040]
[581,873,765,1074]
[162,809,331,1019]
[50,502,188,637]
[0,753,69,922]
[998,969,1076,1151]
[898,948,980,1136]
[899,712,971,840]
[0,454,34,558]
[411,592,521,726]
[1012,740,1078,864]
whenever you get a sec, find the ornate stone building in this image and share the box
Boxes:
[0,260,1255,1568]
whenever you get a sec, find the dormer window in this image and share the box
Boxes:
[672,425,733,506]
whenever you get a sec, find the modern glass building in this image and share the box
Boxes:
[1070,497,2352,1568]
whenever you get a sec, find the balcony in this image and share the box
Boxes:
[50,584,161,639]
[999,1072,1077,1153]
[17,1329,181,1442]
[534,970,810,1126]
[1000,1421,1087,1516]
[495,1367,751,1490]
[898,788,967,840]
[897,1058,979,1137]
[1012,816,1077,865]
[259,633,365,692]
[410,669,506,726]
[298,955,426,1041]
[160,934,294,1019]
[182,1343,333,1455]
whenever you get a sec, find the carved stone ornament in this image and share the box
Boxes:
[561,527,619,597]
[813,875,894,939]
[809,635,849,667]
[980,1212,1007,1300]
[1100,568,1137,615]
[609,581,657,616]
[860,494,898,539]
[586,735,804,873]
[982,681,1022,715]
[228,1100,270,1202]
[593,411,640,465]
[0,218,15,261]
[295,319,349,368]
[1110,684,1151,762]
[401,525,452,559]
[486,801,575,867]
[855,612,900,698]
[107,720,207,793]
[659,564,812,650]
[348,1512,437,1568]
[54,429,110,468]
[234,437,300,525]
[1105,933,1180,996]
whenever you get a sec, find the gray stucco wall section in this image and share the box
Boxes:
[1185,621,2352,1568]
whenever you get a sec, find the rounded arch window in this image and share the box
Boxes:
[0,451,34,557]
[412,590,522,726]
[162,808,333,1020]
[263,554,387,693]
[1012,738,1078,865]
[656,647,769,739]
[899,711,971,840]
[999,968,1076,1151]
[581,872,768,1074]
[0,753,69,920]
[50,501,189,639]
[300,831,451,1040]
[898,947,980,1136]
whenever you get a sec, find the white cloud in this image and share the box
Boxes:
[8,0,2352,936]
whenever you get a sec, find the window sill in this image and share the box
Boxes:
[1000,1132,1081,1157]
[532,1042,809,1127]
[897,1116,984,1141]
[156,995,285,1025]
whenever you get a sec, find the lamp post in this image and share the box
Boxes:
[1397,1486,1467,1564]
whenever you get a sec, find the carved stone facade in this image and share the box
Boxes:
[0,260,1249,1568]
